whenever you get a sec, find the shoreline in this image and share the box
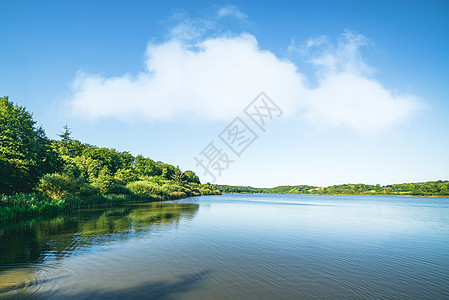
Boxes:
[2,188,447,225]
[0,191,219,225]
[222,192,449,198]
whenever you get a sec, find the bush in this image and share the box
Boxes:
[127,181,164,195]
[91,167,115,193]
[36,173,82,198]
[78,184,100,196]
[104,194,130,202]
[200,188,222,195]
[78,194,110,207]
[0,193,67,222]
[161,184,184,193]
[114,168,138,185]
[190,188,202,196]
[139,176,166,186]
[167,191,187,200]
[106,184,133,195]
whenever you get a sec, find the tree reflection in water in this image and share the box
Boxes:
[0,202,199,269]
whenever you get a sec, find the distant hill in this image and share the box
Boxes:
[214,180,449,197]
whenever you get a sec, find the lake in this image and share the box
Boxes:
[1,194,448,299]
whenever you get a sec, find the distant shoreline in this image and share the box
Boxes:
[220,192,449,198]
[213,180,449,198]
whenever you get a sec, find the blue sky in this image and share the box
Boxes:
[1,0,448,187]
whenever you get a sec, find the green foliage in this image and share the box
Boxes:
[78,183,100,197]
[0,97,61,194]
[266,185,316,194]
[183,170,201,184]
[52,139,86,158]
[309,181,449,196]
[160,164,175,180]
[134,155,159,177]
[126,181,164,196]
[162,183,193,197]
[91,167,115,193]
[0,193,67,222]
[167,191,187,199]
[214,181,449,197]
[171,167,184,184]
[82,147,134,174]
[36,173,83,198]
[202,189,221,195]
[114,168,138,185]
[214,185,265,194]
[69,155,103,183]
[139,175,166,185]
[106,184,133,195]
[58,125,72,143]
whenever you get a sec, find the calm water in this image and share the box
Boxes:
[1,194,448,299]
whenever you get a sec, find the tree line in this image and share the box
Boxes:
[214,181,449,196]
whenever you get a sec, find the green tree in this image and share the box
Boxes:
[183,170,200,184]
[0,97,60,194]
[82,147,134,174]
[134,155,159,177]
[59,125,72,143]
[36,172,83,198]
[91,167,115,193]
[171,167,185,184]
[114,168,138,185]
[69,155,103,183]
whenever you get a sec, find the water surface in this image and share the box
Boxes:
[1,194,448,299]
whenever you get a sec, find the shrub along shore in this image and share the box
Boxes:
[0,96,220,223]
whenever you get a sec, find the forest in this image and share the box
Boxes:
[214,181,449,196]
[0,96,220,223]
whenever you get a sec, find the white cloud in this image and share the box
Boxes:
[304,72,420,132]
[304,30,375,76]
[68,29,421,132]
[217,5,247,21]
[301,30,422,132]
[70,33,306,122]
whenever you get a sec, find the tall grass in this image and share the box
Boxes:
[0,193,163,223]
[0,194,68,223]
[1,180,219,223]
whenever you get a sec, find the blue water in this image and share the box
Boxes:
[1,194,448,299]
